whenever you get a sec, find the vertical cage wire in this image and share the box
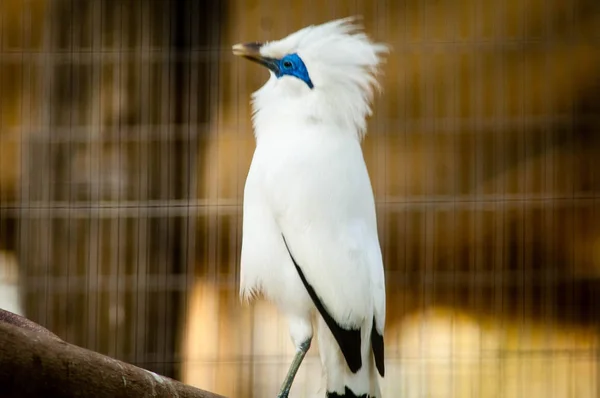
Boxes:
[12,0,225,379]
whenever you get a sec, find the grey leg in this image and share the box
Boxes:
[276,338,312,398]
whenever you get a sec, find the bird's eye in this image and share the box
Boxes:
[283,60,293,69]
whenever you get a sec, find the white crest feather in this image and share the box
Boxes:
[251,17,389,140]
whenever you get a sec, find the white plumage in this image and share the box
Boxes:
[234,17,388,398]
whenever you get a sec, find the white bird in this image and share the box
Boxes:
[233,17,388,398]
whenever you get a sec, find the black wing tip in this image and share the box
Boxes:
[282,234,363,374]
[371,318,385,377]
[327,386,371,398]
[343,330,363,373]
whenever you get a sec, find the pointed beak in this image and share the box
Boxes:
[232,42,280,75]
[232,42,263,57]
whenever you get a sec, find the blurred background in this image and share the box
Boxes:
[0,0,599,397]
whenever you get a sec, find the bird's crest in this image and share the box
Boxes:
[246,17,389,140]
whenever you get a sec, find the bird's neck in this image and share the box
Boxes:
[252,102,361,144]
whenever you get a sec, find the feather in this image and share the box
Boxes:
[327,386,371,398]
[370,318,385,377]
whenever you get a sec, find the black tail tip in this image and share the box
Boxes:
[326,386,372,398]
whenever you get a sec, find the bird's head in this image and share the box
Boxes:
[233,17,389,139]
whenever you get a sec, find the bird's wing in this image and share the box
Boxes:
[267,140,385,375]
[280,223,383,374]
[279,214,385,375]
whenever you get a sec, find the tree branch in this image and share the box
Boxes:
[0,309,226,398]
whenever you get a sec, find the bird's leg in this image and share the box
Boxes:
[276,338,312,398]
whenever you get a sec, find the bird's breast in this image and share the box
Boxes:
[252,130,376,226]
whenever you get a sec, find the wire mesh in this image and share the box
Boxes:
[0,0,599,397]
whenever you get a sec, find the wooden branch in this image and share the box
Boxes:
[0,309,226,398]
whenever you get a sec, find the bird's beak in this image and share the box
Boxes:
[232,42,280,75]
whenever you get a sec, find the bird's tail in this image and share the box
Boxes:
[316,316,382,398]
